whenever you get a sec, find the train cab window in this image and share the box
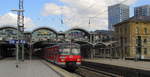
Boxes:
[61,48,70,55]
[71,48,80,55]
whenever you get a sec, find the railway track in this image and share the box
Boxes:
[75,66,122,77]
[81,61,150,77]
[41,59,121,77]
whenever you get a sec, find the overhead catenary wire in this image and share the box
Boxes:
[60,1,102,27]
[33,0,129,30]
[37,0,107,27]
[66,0,128,21]
[65,1,98,22]
[90,0,128,18]
[74,0,129,28]
[57,0,129,29]
[60,7,64,25]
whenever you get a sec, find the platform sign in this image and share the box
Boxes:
[20,40,26,44]
[9,40,26,44]
[9,40,16,44]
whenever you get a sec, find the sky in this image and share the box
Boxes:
[0,0,150,31]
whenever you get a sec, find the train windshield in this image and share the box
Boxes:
[71,48,80,55]
[61,48,70,55]
[60,44,80,55]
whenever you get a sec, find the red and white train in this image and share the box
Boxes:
[41,43,81,71]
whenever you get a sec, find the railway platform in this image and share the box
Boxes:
[0,58,61,77]
[84,58,150,71]
[83,58,150,77]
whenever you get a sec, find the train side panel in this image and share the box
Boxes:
[42,43,81,71]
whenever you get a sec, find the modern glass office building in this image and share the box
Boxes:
[108,4,129,30]
[134,5,150,16]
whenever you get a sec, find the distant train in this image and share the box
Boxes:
[41,43,81,71]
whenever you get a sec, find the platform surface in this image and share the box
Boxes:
[0,58,61,77]
[84,58,150,71]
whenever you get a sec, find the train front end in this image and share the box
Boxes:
[57,43,81,71]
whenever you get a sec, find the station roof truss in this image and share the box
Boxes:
[0,25,17,30]
[65,28,90,36]
[32,27,57,34]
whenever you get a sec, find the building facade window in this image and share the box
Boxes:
[124,37,127,44]
[144,28,148,34]
[136,36,141,45]
[125,27,127,34]
[144,48,147,55]
[136,27,139,34]
[144,39,147,43]
[119,28,121,34]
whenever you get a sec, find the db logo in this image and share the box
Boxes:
[69,56,73,58]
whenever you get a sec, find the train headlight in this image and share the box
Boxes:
[61,59,65,61]
[77,59,81,61]
[69,55,73,58]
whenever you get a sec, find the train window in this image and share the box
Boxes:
[64,49,70,53]
[71,48,80,55]
[61,48,70,55]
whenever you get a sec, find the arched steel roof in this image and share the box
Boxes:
[32,40,57,48]
[32,27,57,34]
[65,28,90,35]
[95,42,106,46]
[0,25,17,30]
[74,41,93,46]
[95,41,118,46]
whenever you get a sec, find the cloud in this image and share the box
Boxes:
[42,0,137,30]
[42,3,62,16]
[106,0,137,5]
[0,13,35,30]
